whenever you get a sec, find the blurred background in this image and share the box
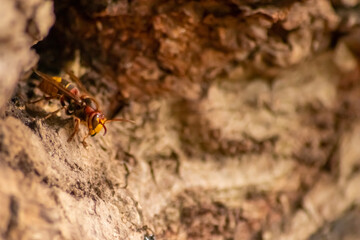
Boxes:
[0,0,360,239]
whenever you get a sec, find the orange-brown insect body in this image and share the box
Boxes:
[38,80,59,97]
[32,69,134,146]
[38,75,79,99]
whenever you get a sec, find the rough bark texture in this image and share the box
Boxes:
[0,0,54,111]
[1,0,360,240]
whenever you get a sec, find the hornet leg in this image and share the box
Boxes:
[81,133,90,148]
[43,106,66,120]
[67,117,80,142]
[28,96,56,104]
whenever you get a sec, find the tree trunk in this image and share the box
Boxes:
[1,0,360,239]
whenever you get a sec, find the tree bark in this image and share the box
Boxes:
[1,0,360,239]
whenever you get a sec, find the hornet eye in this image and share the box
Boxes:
[92,114,100,129]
